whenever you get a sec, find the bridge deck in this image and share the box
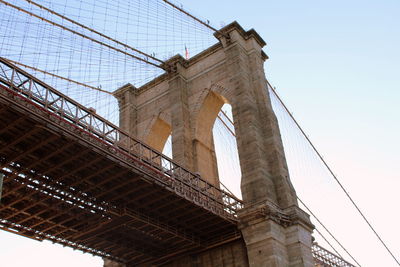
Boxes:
[0,58,241,265]
[0,58,355,267]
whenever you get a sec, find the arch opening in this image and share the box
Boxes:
[146,117,171,153]
[194,90,242,196]
[162,134,172,158]
[145,117,172,169]
[193,91,225,186]
[212,103,242,199]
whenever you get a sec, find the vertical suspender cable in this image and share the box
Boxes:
[268,82,400,266]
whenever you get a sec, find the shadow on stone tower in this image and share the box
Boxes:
[112,22,314,267]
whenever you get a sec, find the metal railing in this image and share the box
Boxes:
[312,243,356,267]
[0,57,243,220]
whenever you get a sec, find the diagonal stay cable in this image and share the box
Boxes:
[3,58,113,95]
[0,0,165,70]
[22,0,164,65]
[162,0,226,37]
[298,197,361,266]
[268,81,400,266]
[213,95,360,266]
[215,84,367,266]
[314,227,344,261]
[217,114,236,137]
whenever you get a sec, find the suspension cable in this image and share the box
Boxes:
[215,87,363,266]
[314,227,343,259]
[0,0,164,70]
[216,113,360,265]
[4,58,113,95]
[162,0,226,37]
[219,181,237,199]
[217,114,236,137]
[268,82,400,266]
[298,197,361,266]
[220,109,234,126]
[23,0,164,65]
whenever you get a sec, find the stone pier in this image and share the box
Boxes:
[108,21,314,267]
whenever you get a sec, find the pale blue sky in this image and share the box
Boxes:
[198,1,399,266]
[182,1,400,266]
[1,0,399,266]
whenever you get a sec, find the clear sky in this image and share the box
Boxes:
[1,0,399,266]
[186,0,399,266]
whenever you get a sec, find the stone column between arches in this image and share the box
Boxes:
[167,68,221,186]
[112,22,315,267]
[114,63,222,188]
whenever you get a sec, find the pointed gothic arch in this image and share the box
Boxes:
[145,116,172,152]
[114,22,314,266]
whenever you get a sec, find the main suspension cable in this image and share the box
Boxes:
[217,114,236,137]
[4,58,113,95]
[162,0,226,36]
[22,0,164,65]
[0,0,165,70]
[215,85,363,266]
[268,82,400,266]
[297,197,361,266]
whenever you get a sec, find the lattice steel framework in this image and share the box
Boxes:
[0,57,243,216]
[0,57,242,265]
[312,243,356,267]
[0,57,357,266]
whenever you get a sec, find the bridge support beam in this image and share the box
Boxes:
[103,259,126,267]
[0,173,4,202]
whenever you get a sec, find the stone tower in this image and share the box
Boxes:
[113,22,314,267]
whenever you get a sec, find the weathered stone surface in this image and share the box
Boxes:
[161,240,249,267]
[112,21,314,267]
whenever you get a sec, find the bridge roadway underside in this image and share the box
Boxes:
[0,86,241,266]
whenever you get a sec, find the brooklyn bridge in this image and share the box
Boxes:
[0,0,399,266]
